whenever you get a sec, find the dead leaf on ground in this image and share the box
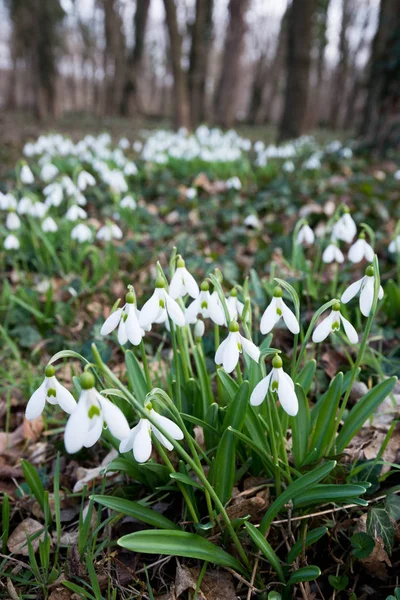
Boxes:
[73,448,118,492]
[193,172,226,194]
[354,514,391,579]
[48,587,71,600]
[23,416,44,442]
[345,427,400,474]
[175,562,236,600]
[7,578,20,600]
[7,518,45,556]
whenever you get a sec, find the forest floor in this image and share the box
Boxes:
[0,115,400,599]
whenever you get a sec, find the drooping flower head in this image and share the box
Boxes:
[140,275,185,329]
[119,401,184,463]
[332,208,356,244]
[101,290,145,346]
[389,236,400,254]
[20,163,34,185]
[348,232,374,264]
[64,372,130,453]
[215,320,260,374]
[260,286,300,335]
[185,280,225,325]
[226,287,247,322]
[341,265,384,317]
[322,241,344,264]
[26,364,76,420]
[250,354,298,416]
[297,222,315,246]
[312,301,358,343]
[169,256,199,300]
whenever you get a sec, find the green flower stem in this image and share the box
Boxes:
[187,329,214,411]
[176,326,191,381]
[152,437,199,524]
[235,363,243,384]
[215,325,224,403]
[264,396,281,495]
[330,262,339,298]
[294,298,338,374]
[140,340,152,391]
[169,318,182,412]
[331,255,381,451]
[92,344,251,571]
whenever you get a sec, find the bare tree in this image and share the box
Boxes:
[120,0,151,116]
[163,0,191,129]
[279,0,317,141]
[359,0,400,149]
[313,0,330,126]
[103,0,126,115]
[188,0,213,126]
[214,0,250,128]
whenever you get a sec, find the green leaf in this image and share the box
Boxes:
[118,530,245,573]
[288,566,321,585]
[335,378,397,453]
[292,484,367,508]
[291,384,310,467]
[386,494,400,521]
[287,527,328,564]
[126,350,149,405]
[267,593,282,600]
[328,575,349,591]
[92,495,179,530]
[222,381,249,431]
[351,532,375,558]
[273,277,300,319]
[214,429,236,505]
[170,472,204,490]
[21,460,49,517]
[245,522,285,582]
[259,461,337,535]
[296,359,316,395]
[217,369,239,401]
[308,372,343,461]
[367,507,395,553]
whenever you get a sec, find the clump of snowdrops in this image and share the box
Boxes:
[25,214,398,596]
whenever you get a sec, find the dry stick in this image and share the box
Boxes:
[247,555,261,600]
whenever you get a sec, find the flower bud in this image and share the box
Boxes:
[272,354,283,369]
[155,276,166,288]
[365,265,374,277]
[45,364,55,378]
[200,280,209,292]
[176,257,185,268]
[194,319,205,339]
[333,301,341,312]
[126,291,135,304]
[229,320,240,333]
[273,286,283,298]
[80,372,95,390]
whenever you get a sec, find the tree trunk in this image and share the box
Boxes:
[214,0,250,128]
[188,0,213,126]
[278,0,317,141]
[103,0,126,115]
[329,0,354,130]
[247,52,269,125]
[163,0,191,129]
[120,0,151,116]
[359,0,400,149]
[313,0,330,127]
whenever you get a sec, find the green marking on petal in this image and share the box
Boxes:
[332,321,340,331]
[123,312,128,322]
[88,405,101,419]
[201,301,208,309]
[159,299,165,309]
[47,388,56,397]
[276,307,282,316]
[271,380,279,392]
[237,343,242,351]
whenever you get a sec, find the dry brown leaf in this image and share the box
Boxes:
[175,563,236,600]
[345,427,400,474]
[7,578,20,600]
[7,518,45,556]
[226,496,267,521]
[23,416,44,441]
[354,514,391,579]
[49,587,72,600]
[73,448,118,492]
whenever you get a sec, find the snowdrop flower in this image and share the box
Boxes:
[341,265,384,317]
[186,188,197,200]
[140,276,185,328]
[185,281,225,325]
[250,354,298,416]
[42,216,58,233]
[194,319,205,341]
[226,288,247,321]
[394,170,400,181]
[120,195,137,209]
[101,290,145,346]
[283,160,295,173]
[260,287,299,335]
[96,223,123,241]
[244,214,261,229]
[389,236,400,253]
[312,301,358,343]
[6,212,21,230]
[226,176,241,190]
[169,257,199,300]
[4,234,20,250]
[215,321,260,373]
[332,210,357,243]
[41,163,58,182]
[64,372,130,453]
[133,141,143,153]
[71,223,93,243]
[348,234,374,263]
[61,176,77,196]
[0,193,17,211]
[297,222,315,245]
[31,202,48,219]
[66,205,87,221]
[119,137,130,150]
[119,402,184,463]
[322,242,344,264]
[20,164,34,184]
[44,183,63,207]
[18,196,33,215]
[124,162,138,176]
[25,364,76,420]
[77,170,96,191]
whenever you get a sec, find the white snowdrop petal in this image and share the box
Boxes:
[340,315,359,344]
[341,278,363,304]
[165,294,185,327]
[312,312,334,343]
[208,293,225,326]
[25,381,47,420]
[54,381,77,414]
[277,372,298,416]
[169,269,185,299]
[83,415,104,448]
[281,302,300,334]
[250,372,272,406]
[64,396,90,453]
[139,292,162,328]
[100,308,123,335]
[348,240,364,263]
[185,296,201,324]
[359,276,374,316]
[150,410,184,440]
[240,336,260,363]
[152,426,174,451]
[322,245,335,263]
[223,333,240,373]
[184,270,200,299]
[260,299,280,334]
[119,426,138,453]
[364,242,375,262]
[117,317,128,345]
[98,396,130,440]
[132,420,152,463]
[125,306,143,346]
[215,337,229,366]
[378,285,384,300]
